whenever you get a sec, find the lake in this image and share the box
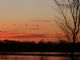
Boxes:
[0,52,79,60]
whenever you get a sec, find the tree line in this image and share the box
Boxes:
[0,40,80,52]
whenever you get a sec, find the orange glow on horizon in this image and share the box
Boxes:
[0,30,65,42]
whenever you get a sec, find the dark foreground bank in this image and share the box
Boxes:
[0,40,80,52]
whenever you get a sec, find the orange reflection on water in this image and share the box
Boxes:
[0,55,70,60]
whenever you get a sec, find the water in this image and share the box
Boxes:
[0,55,70,60]
[0,52,79,60]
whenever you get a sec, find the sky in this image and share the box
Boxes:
[0,0,64,42]
[0,0,55,23]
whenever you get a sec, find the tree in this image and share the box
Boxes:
[54,0,80,60]
[54,0,80,43]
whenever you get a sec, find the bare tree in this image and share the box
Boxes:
[54,0,80,43]
[54,0,80,60]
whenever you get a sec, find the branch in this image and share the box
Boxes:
[54,0,73,33]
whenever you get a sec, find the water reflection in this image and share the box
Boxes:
[0,55,70,60]
[0,52,80,60]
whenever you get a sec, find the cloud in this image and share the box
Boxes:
[7,34,56,39]
[0,31,65,41]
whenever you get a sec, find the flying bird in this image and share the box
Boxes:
[36,24,39,27]
[25,24,28,26]
[13,24,16,26]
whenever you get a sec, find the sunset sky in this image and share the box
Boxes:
[0,0,64,42]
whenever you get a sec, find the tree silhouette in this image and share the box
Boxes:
[54,0,80,60]
[54,0,80,43]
